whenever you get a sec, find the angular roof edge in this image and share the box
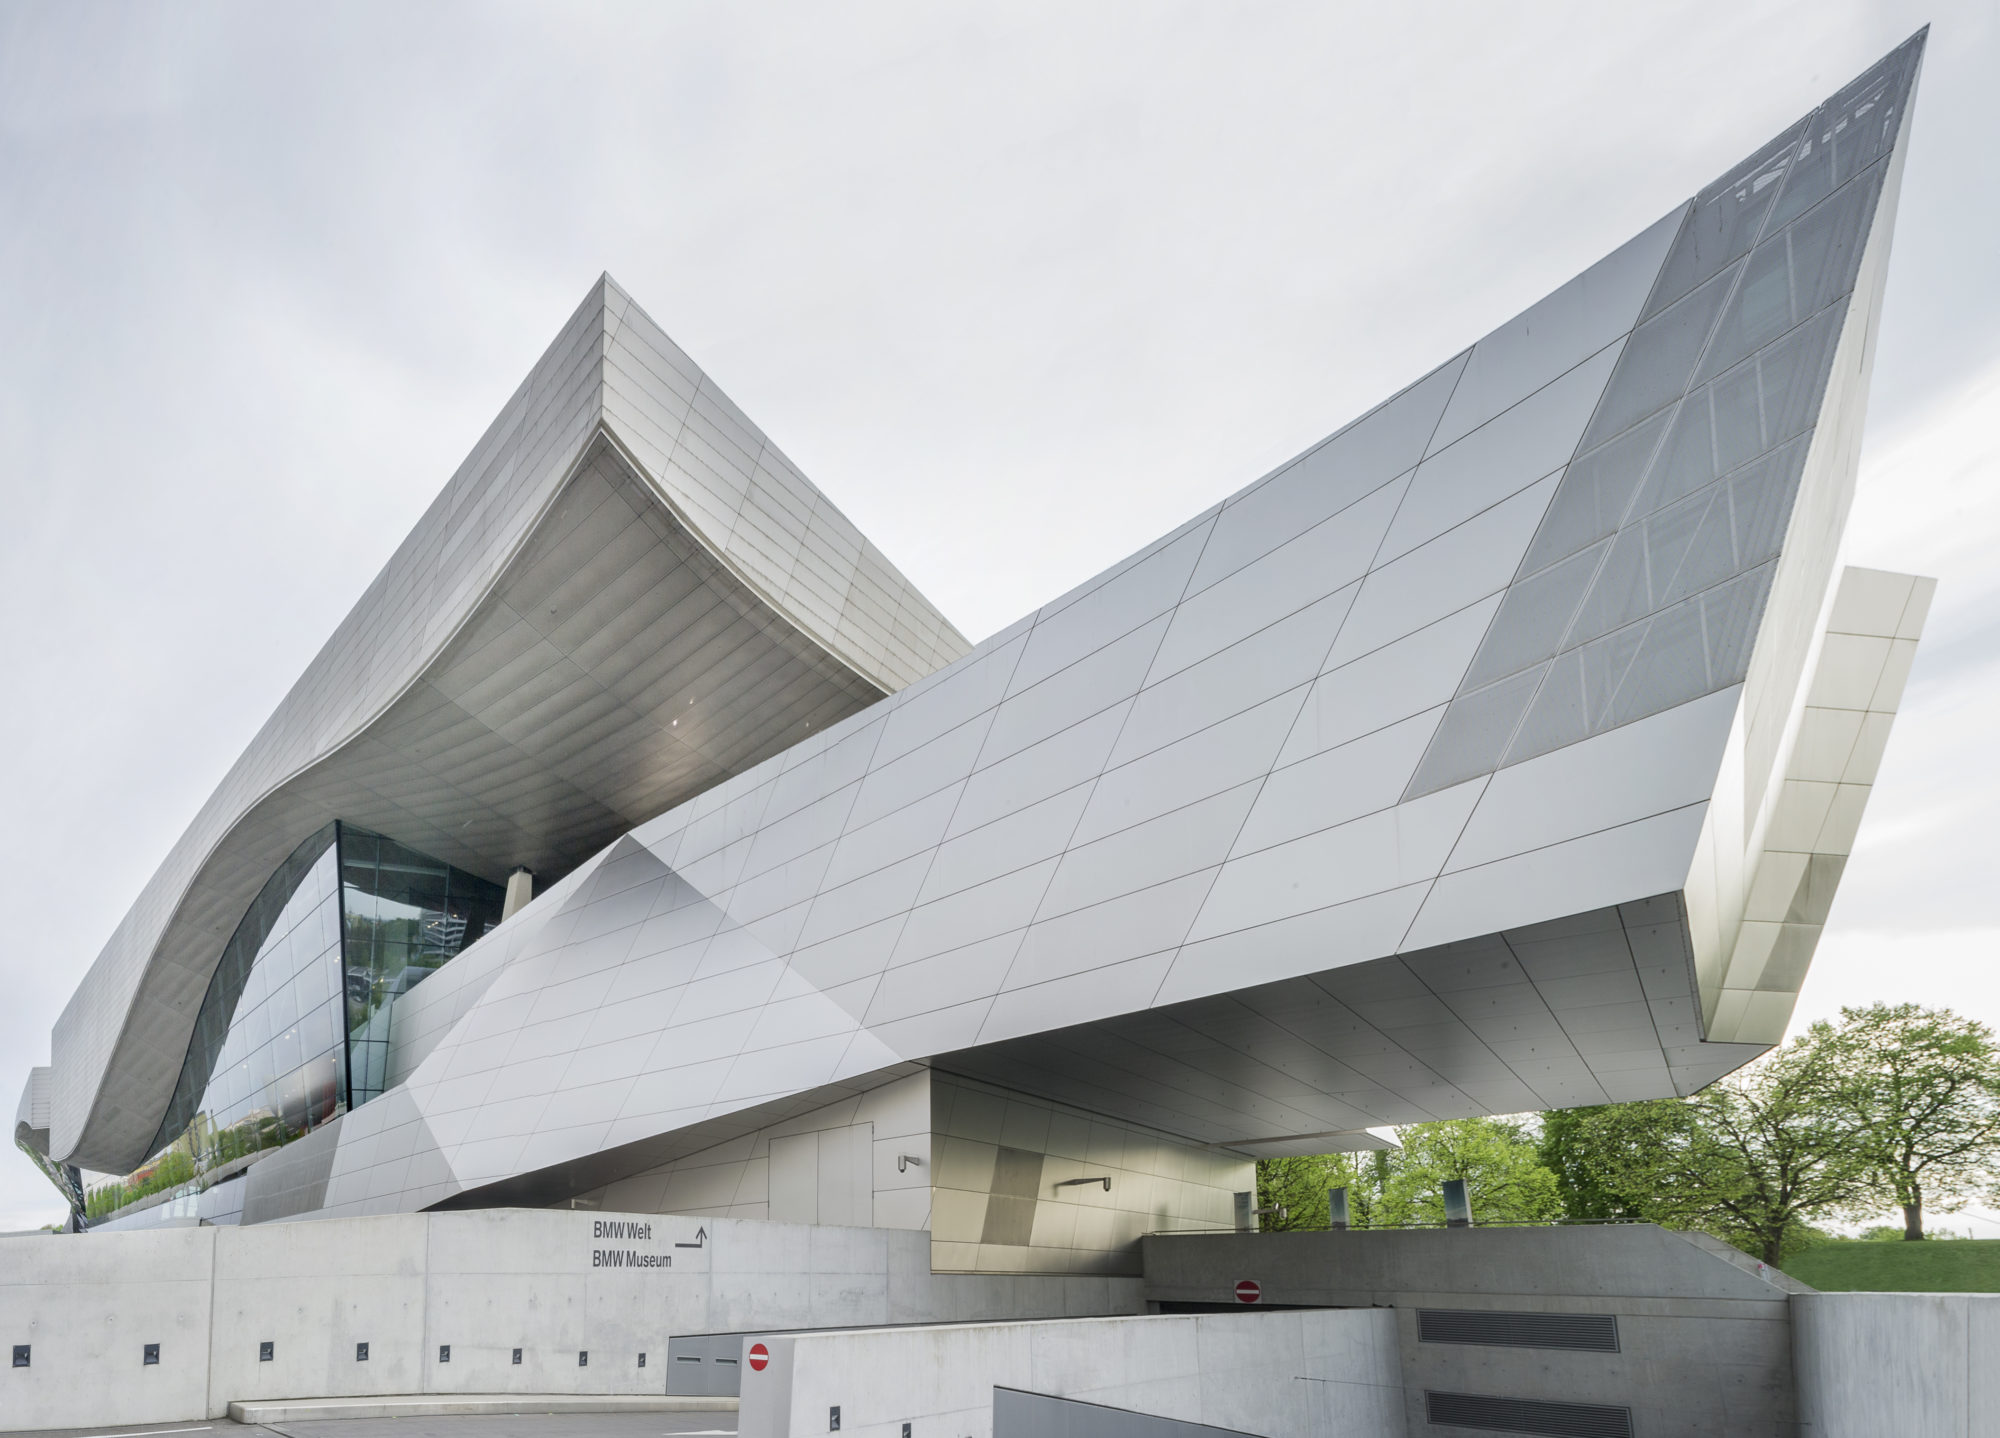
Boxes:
[45,279,969,1171]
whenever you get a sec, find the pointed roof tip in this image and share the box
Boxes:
[580,271,627,316]
[575,272,633,342]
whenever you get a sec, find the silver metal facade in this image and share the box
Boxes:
[40,276,970,1174]
[21,36,1935,1231]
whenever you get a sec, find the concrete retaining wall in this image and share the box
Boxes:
[0,1226,215,1428]
[1143,1226,1800,1437]
[1793,1292,2000,1437]
[737,1309,1405,1438]
[0,1209,1141,1431]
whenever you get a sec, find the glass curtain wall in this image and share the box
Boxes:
[340,825,505,1106]
[86,829,347,1221]
[17,1144,87,1231]
[194,838,347,1163]
[80,822,505,1224]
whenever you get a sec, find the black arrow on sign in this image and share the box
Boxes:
[675,1226,707,1249]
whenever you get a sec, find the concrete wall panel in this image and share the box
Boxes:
[1792,1292,1999,1438]
[1145,1226,1802,1438]
[738,1310,1404,1438]
[928,1074,1252,1277]
[206,1213,430,1407]
[0,1228,215,1430]
[0,1208,1144,1431]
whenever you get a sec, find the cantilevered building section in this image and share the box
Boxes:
[30,280,973,1189]
[21,36,1932,1272]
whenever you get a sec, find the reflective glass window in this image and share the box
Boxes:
[86,821,505,1223]
[88,830,347,1222]
[340,824,504,1106]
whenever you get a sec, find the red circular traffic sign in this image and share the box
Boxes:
[1235,1279,1261,1304]
[747,1342,770,1372]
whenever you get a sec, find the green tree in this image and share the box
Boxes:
[1255,1149,1393,1230]
[1378,1117,1561,1227]
[1539,1106,1650,1222]
[1254,1155,1333,1230]
[1816,1003,2000,1240]
[1254,1118,1558,1230]
[1557,1037,1871,1263]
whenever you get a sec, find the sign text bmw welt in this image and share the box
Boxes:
[591,1218,672,1270]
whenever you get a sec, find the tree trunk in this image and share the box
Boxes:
[1903,1195,1924,1241]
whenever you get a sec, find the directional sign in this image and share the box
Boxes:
[1235,1279,1261,1304]
[747,1341,770,1372]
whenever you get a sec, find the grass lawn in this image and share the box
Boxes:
[1781,1238,2000,1292]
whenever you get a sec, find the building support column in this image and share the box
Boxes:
[502,867,534,921]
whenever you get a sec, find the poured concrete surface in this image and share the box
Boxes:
[737,1309,1403,1438]
[0,1211,1138,1433]
[1792,1292,2000,1438]
[9,1414,736,1438]
[228,1397,737,1422]
[1143,1225,1800,1438]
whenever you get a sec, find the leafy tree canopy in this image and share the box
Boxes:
[1250,1005,2000,1265]
[1547,1038,1873,1263]
[1256,1117,1559,1231]
[1813,1002,2000,1239]
[1380,1116,1561,1227]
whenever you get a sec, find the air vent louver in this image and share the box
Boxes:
[1425,1391,1632,1438]
[1418,1309,1619,1352]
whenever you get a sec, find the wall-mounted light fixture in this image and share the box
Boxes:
[1054,1176,1112,1192]
[897,1154,924,1173]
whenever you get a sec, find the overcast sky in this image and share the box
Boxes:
[2,1,1994,1232]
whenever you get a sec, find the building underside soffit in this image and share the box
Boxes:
[59,433,899,1173]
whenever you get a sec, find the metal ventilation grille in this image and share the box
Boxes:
[1425,1391,1633,1438]
[1419,1309,1620,1352]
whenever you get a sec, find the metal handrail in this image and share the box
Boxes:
[1143,1217,1651,1238]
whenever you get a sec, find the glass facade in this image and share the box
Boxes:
[340,827,505,1105]
[191,837,348,1165]
[1402,39,1917,801]
[83,821,503,1223]
[16,1143,86,1231]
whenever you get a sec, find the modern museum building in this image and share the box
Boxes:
[7,32,1965,1438]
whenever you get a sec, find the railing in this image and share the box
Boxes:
[1144,1217,1651,1237]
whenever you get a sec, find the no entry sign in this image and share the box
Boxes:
[1235,1279,1261,1304]
[747,1341,770,1372]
